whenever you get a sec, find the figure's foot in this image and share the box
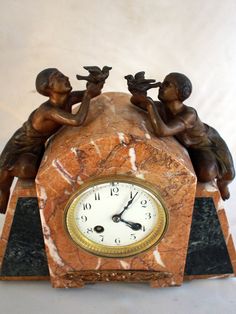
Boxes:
[217,181,230,200]
[0,189,10,214]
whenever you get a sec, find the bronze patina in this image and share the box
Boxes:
[125,72,235,200]
[0,66,111,213]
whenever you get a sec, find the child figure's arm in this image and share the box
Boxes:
[47,67,111,126]
[68,90,86,107]
[66,66,112,110]
[145,99,189,136]
[47,82,104,126]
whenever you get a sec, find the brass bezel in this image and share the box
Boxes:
[64,175,169,258]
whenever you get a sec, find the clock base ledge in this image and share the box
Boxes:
[54,270,176,288]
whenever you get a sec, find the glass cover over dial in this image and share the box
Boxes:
[65,177,168,258]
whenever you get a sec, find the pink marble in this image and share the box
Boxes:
[36,92,197,288]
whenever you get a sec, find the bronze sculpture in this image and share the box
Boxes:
[125,72,235,200]
[0,66,111,214]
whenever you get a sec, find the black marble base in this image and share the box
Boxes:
[0,197,49,277]
[0,197,234,278]
[184,197,233,276]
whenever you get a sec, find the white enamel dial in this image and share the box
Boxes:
[65,177,168,258]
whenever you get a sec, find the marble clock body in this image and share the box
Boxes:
[36,92,197,288]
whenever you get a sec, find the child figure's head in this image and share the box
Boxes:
[36,68,72,96]
[158,72,192,103]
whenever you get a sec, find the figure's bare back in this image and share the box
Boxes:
[31,102,68,135]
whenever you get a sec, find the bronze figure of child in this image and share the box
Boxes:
[0,66,111,213]
[125,71,235,200]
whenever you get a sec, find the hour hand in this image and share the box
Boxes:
[112,215,142,231]
[121,218,142,231]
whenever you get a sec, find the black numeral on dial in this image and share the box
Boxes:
[115,238,121,245]
[130,234,137,240]
[141,200,148,207]
[83,203,91,210]
[86,227,93,234]
[79,215,87,222]
[145,212,152,219]
[94,192,100,201]
[110,187,119,196]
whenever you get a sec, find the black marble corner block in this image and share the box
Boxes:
[0,197,49,277]
[184,197,233,276]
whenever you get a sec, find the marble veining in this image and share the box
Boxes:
[117,132,126,144]
[141,121,151,139]
[90,139,102,157]
[128,147,137,171]
[40,213,65,267]
[52,159,75,185]
[77,176,84,185]
[37,186,47,209]
[153,249,166,268]
[120,260,130,269]
[95,258,102,270]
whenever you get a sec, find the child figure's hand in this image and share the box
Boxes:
[86,81,104,98]
[76,66,112,98]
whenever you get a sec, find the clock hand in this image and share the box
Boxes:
[113,214,142,230]
[112,214,141,230]
[120,218,142,231]
[112,191,139,221]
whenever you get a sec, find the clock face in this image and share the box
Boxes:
[65,177,168,258]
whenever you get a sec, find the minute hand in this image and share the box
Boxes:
[112,191,138,220]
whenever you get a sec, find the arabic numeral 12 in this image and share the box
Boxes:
[110,187,119,196]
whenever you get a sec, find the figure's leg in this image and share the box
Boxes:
[188,149,218,182]
[217,167,235,200]
[204,126,235,200]
[11,153,40,179]
[0,153,42,213]
[0,168,13,214]
[189,148,235,200]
